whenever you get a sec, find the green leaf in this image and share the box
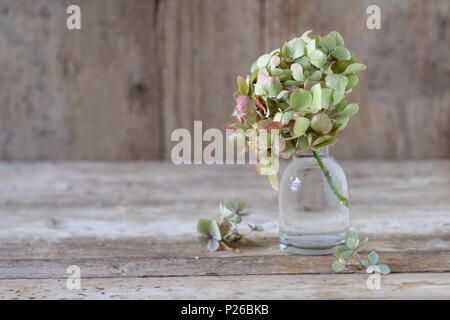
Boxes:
[311,83,322,109]
[293,117,310,137]
[338,103,359,118]
[309,49,327,68]
[325,74,348,91]
[281,42,289,59]
[344,231,358,244]
[273,112,282,122]
[331,46,351,60]
[224,199,246,212]
[296,135,309,151]
[197,219,212,235]
[210,220,222,240]
[314,136,337,148]
[332,260,345,272]
[300,30,313,41]
[368,251,379,265]
[362,259,370,267]
[311,113,332,134]
[366,265,378,274]
[295,56,311,69]
[290,63,304,81]
[344,231,359,249]
[309,70,322,81]
[346,74,359,91]
[321,88,333,109]
[306,39,316,57]
[285,37,306,60]
[325,74,348,104]
[378,264,390,275]
[251,53,271,73]
[327,31,344,46]
[276,90,289,100]
[312,135,337,149]
[283,80,303,86]
[342,63,366,75]
[290,89,312,109]
[237,76,248,95]
[207,238,220,251]
[331,97,348,114]
[268,174,278,192]
[319,34,336,52]
[271,68,292,81]
[335,117,349,132]
[253,225,264,232]
[342,249,353,258]
[334,245,346,258]
[255,75,283,98]
[270,55,281,69]
[280,139,295,159]
[219,220,231,237]
[357,237,369,252]
[198,235,209,247]
[281,110,294,125]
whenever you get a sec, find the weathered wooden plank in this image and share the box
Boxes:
[161,0,263,158]
[0,1,448,160]
[263,0,450,159]
[1,235,449,260]
[0,244,448,279]
[1,273,449,300]
[0,161,448,240]
[0,0,165,160]
[0,161,448,298]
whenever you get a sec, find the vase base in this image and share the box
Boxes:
[279,234,345,255]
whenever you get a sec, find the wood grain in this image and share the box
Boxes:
[0,0,448,160]
[0,161,449,299]
[1,273,449,300]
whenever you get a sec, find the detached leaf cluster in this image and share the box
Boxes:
[197,199,263,252]
[229,30,366,190]
[332,231,390,274]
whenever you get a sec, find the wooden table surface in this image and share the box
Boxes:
[0,161,449,300]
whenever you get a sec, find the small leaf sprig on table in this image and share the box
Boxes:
[332,231,390,274]
[197,199,263,253]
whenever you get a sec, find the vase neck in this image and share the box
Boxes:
[295,147,329,159]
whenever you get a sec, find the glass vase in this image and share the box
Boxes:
[278,147,349,255]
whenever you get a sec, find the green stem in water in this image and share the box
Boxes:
[313,150,349,208]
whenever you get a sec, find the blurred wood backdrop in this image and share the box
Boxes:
[0,0,448,160]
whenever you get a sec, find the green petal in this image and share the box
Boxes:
[207,239,220,251]
[342,63,366,75]
[198,235,209,247]
[293,117,310,137]
[357,237,369,252]
[378,264,390,275]
[197,219,212,235]
[209,220,222,241]
[332,260,344,272]
[290,89,312,109]
[311,113,332,134]
[331,46,351,60]
[368,251,379,265]
[310,49,327,68]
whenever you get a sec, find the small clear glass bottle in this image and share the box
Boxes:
[278,147,349,255]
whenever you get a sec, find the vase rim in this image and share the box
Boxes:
[294,146,329,158]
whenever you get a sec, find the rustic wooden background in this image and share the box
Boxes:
[0,0,448,160]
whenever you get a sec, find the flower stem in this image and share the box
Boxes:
[313,150,349,208]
